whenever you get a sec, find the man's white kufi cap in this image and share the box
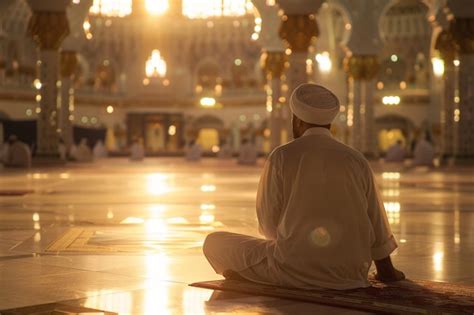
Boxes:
[290,83,340,125]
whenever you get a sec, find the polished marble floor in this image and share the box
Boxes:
[0,158,473,314]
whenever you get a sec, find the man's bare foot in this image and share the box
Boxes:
[374,256,406,282]
[375,268,406,282]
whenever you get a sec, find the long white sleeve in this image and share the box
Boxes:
[365,164,398,260]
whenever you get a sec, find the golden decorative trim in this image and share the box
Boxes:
[435,30,457,62]
[28,11,70,50]
[279,14,319,53]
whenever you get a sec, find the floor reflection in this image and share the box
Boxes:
[0,158,473,313]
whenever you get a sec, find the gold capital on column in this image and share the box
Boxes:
[435,29,457,62]
[279,14,319,53]
[344,55,379,80]
[261,51,287,79]
[450,18,474,54]
[28,11,70,50]
[60,51,78,78]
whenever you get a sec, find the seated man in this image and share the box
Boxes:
[238,139,257,165]
[385,140,406,162]
[203,84,404,290]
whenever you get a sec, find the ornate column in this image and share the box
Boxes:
[450,17,474,160]
[435,30,457,158]
[59,50,77,149]
[262,50,286,150]
[344,55,379,156]
[279,14,319,138]
[27,3,70,157]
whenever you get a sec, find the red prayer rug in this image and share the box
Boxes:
[190,277,474,314]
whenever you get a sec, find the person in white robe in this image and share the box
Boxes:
[385,140,406,162]
[69,144,78,161]
[413,135,435,166]
[237,139,257,165]
[185,140,202,161]
[130,138,145,161]
[58,138,67,161]
[217,141,233,159]
[203,83,404,290]
[4,135,31,168]
[75,138,93,162]
[93,140,108,159]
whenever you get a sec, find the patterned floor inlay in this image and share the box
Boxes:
[46,226,208,254]
[0,303,117,315]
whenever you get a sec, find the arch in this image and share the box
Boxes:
[325,0,352,49]
[375,114,416,151]
[375,114,415,138]
[379,0,431,44]
[192,115,225,130]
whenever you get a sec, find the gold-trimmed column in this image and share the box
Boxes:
[279,14,318,140]
[59,50,77,149]
[261,50,286,150]
[344,54,379,156]
[450,17,474,160]
[435,29,457,159]
[28,10,70,156]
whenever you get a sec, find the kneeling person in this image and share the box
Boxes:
[203,84,404,290]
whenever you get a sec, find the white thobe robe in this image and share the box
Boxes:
[413,139,435,166]
[5,142,31,168]
[385,144,406,162]
[204,127,397,290]
[130,143,145,161]
[238,143,257,165]
[186,144,202,161]
[76,142,93,162]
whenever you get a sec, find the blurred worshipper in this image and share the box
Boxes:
[217,140,233,159]
[204,84,404,290]
[58,138,67,161]
[4,135,31,168]
[69,143,78,161]
[237,139,257,165]
[93,140,108,159]
[75,138,93,162]
[385,140,406,162]
[185,139,202,161]
[130,138,145,161]
[413,133,435,167]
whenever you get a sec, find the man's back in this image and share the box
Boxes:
[258,128,397,289]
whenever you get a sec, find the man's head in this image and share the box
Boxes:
[289,83,340,139]
[292,115,331,139]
